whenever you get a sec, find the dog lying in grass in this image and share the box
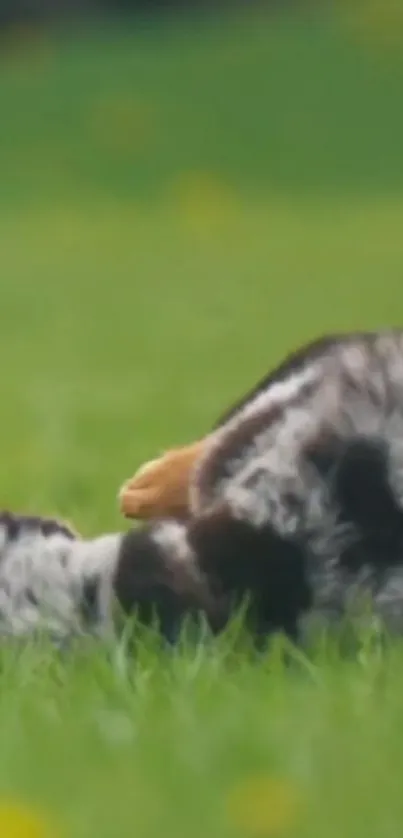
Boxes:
[2,330,403,645]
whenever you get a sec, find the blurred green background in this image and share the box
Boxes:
[1,6,403,838]
[0,3,402,535]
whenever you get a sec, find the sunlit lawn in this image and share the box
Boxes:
[0,10,403,837]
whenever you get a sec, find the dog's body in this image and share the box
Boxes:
[185,329,403,638]
[121,329,403,642]
[4,330,403,645]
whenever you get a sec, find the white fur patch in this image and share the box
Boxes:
[234,362,321,424]
[0,524,121,639]
[152,520,195,564]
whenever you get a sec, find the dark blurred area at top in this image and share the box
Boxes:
[0,0,301,28]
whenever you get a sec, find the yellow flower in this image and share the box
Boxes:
[171,170,240,236]
[0,801,60,838]
[226,775,301,837]
[337,0,403,50]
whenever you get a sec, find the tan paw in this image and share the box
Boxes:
[119,485,166,520]
[118,441,205,521]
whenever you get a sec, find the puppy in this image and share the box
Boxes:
[122,330,403,641]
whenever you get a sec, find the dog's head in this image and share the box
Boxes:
[112,520,228,642]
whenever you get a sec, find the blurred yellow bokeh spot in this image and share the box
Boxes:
[226,775,302,837]
[171,170,241,235]
[337,0,403,49]
[0,801,60,838]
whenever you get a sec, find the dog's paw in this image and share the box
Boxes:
[119,484,170,520]
[118,442,205,521]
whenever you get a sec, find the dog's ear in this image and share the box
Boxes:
[333,438,398,529]
[188,506,311,640]
[113,526,182,633]
[118,441,205,521]
[112,522,225,639]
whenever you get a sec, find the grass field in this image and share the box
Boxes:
[1,8,403,837]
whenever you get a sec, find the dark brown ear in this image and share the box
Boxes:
[332,437,403,571]
[188,505,311,641]
[112,524,225,640]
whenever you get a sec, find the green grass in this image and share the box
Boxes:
[3,632,403,838]
[1,9,403,837]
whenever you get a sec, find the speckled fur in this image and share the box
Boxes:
[185,330,403,638]
[192,331,403,516]
[0,513,121,639]
[0,513,224,642]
